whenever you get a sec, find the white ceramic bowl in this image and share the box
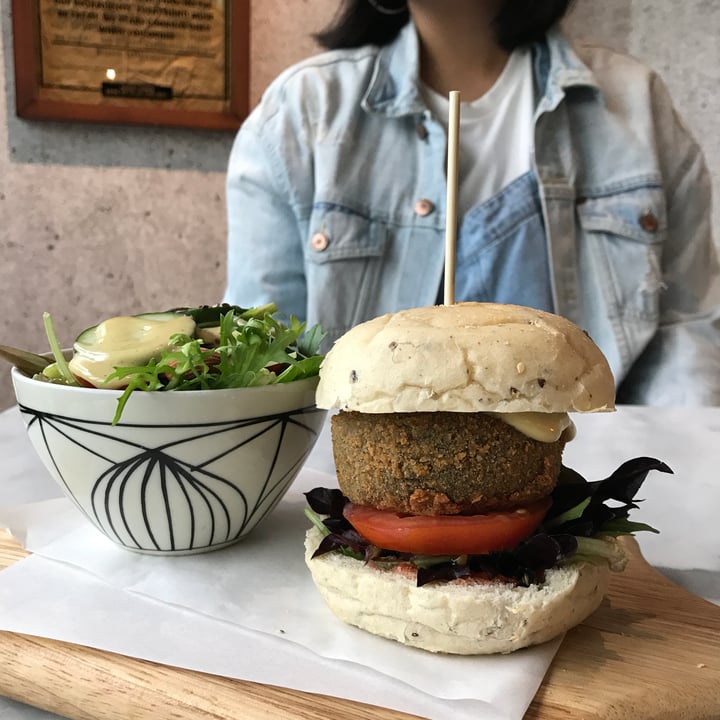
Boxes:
[12,367,326,555]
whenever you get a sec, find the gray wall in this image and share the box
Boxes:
[1,0,718,410]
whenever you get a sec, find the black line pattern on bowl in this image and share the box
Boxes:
[18,404,325,552]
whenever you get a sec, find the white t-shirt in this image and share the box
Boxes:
[420,48,535,219]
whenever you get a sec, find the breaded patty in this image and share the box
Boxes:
[330,411,566,515]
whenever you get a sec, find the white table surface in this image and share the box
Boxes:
[1,403,719,719]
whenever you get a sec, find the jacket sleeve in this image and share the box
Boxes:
[617,75,720,406]
[222,111,308,323]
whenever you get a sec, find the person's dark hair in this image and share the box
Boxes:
[316,0,574,52]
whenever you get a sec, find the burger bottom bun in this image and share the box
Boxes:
[304,527,611,655]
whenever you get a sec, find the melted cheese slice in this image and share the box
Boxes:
[68,314,196,389]
[489,411,576,443]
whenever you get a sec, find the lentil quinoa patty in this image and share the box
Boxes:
[330,411,566,515]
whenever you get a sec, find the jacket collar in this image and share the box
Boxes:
[361,21,600,118]
[361,22,425,117]
[533,26,601,115]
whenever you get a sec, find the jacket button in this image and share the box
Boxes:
[639,211,659,233]
[310,232,328,251]
[416,122,428,140]
[415,199,434,216]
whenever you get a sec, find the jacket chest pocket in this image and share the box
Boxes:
[303,204,388,340]
[576,186,667,323]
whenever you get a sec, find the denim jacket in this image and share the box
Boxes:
[224,23,720,405]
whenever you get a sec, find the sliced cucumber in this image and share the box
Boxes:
[74,311,187,347]
[70,311,196,388]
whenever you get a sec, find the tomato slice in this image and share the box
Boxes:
[343,497,551,556]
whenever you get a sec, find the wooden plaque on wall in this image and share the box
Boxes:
[11,0,250,131]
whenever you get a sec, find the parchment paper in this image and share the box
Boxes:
[0,406,560,720]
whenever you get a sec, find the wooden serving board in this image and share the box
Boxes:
[1,531,719,720]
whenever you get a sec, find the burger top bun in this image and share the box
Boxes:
[316,302,615,414]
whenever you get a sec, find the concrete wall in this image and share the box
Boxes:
[1,0,717,409]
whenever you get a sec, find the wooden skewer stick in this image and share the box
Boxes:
[444,90,461,306]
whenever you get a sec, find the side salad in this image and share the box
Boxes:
[24,303,325,423]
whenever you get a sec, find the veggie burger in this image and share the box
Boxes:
[304,302,669,654]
